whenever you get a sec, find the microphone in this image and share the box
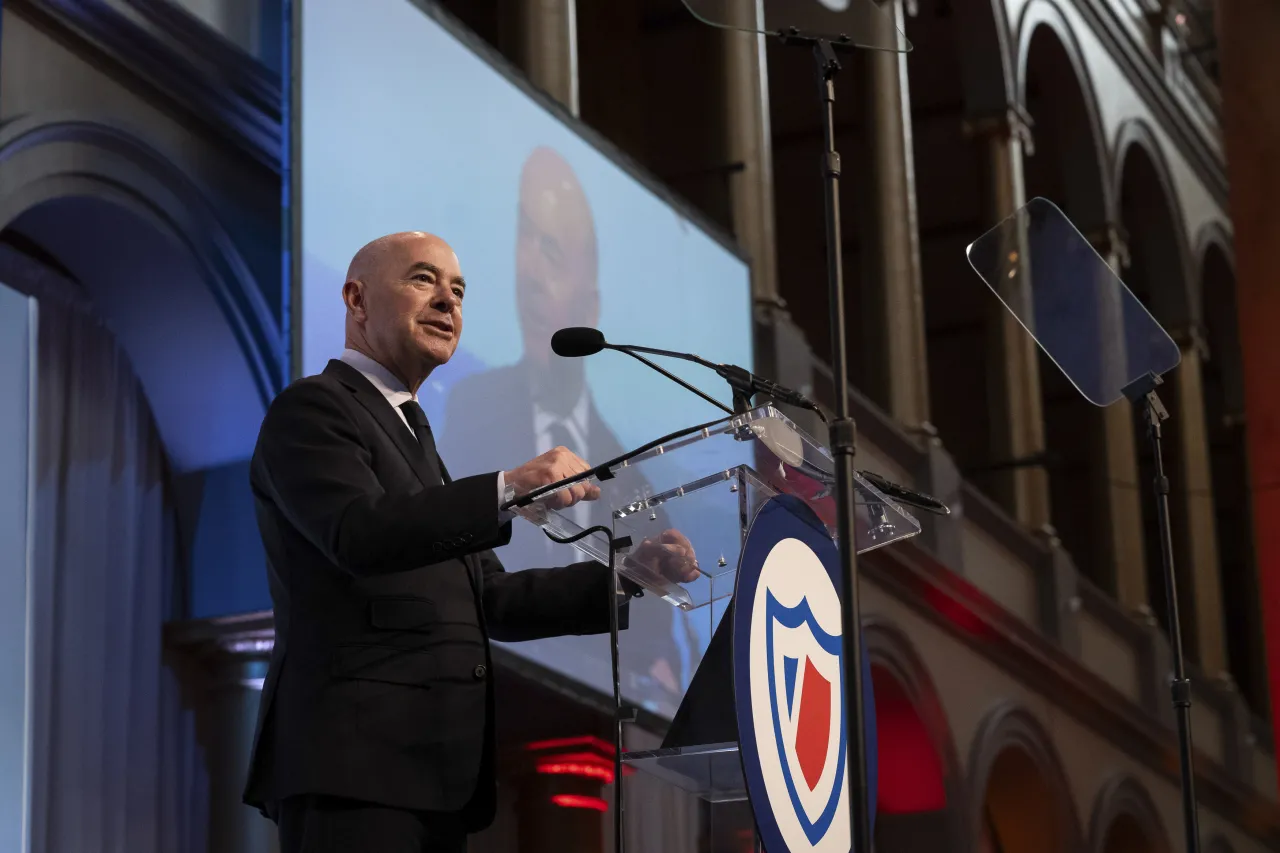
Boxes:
[554,327,734,415]
[550,327,606,358]
[552,327,825,419]
[550,326,951,517]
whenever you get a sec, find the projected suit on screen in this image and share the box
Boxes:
[442,147,684,707]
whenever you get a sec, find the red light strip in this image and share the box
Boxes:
[525,735,615,755]
[535,761,615,784]
[551,794,608,812]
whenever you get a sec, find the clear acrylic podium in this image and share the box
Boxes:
[511,406,921,842]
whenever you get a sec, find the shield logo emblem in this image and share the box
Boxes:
[766,592,847,844]
[734,495,877,853]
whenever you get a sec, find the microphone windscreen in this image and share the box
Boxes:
[551,327,606,358]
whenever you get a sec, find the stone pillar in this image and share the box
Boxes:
[518,0,579,114]
[205,659,277,853]
[1087,224,1149,609]
[715,0,825,438]
[963,106,1052,530]
[1169,325,1227,674]
[165,614,278,853]
[718,0,778,305]
[858,0,930,431]
[1218,0,1280,769]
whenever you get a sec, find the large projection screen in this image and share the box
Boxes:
[296,0,753,716]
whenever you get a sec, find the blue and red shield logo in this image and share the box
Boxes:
[734,495,876,853]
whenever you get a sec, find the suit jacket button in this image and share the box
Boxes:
[473,664,487,680]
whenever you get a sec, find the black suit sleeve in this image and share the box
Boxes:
[478,547,635,642]
[255,380,511,577]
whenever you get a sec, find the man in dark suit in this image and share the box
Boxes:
[244,231,697,852]
[442,147,687,709]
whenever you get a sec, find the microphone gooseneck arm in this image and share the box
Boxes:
[613,347,734,416]
[609,342,827,420]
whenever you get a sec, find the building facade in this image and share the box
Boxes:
[2,0,1277,851]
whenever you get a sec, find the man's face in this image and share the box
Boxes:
[516,167,598,366]
[357,235,465,374]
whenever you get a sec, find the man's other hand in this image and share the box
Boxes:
[632,529,700,584]
[504,447,602,509]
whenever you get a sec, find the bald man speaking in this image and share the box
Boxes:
[243,231,696,852]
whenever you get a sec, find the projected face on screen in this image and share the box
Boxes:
[300,0,752,716]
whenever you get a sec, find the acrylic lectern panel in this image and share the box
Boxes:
[513,406,921,612]
[511,407,919,723]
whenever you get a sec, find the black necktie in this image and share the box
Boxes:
[399,400,444,483]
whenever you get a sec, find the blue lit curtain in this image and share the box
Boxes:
[0,244,208,853]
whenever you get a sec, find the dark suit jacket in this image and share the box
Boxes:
[243,359,622,829]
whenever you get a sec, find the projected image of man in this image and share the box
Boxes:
[443,147,686,709]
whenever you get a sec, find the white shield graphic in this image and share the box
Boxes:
[748,537,849,853]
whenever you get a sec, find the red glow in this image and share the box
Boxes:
[872,666,947,814]
[525,735,615,755]
[536,761,615,784]
[551,794,608,812]
[921,583,991,638]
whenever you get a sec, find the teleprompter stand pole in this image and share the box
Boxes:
[1122,371,1201,853]
[778,31,874,853]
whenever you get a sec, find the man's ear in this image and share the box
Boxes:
[342,279,366,321]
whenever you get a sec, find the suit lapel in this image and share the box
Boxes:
[326,360,437,488]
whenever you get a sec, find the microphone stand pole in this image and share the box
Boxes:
[784,32,874,853]
[1123,372,1202,853]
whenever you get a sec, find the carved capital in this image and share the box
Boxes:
[1085,223,1132,270]
[962,104,1035,156]
[1167,323,1210,360]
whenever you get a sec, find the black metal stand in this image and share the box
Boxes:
[546,525,632,853]
[775,32,873,853]
[1122,372,1201,853]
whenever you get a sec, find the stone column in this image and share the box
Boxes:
[963,106,1052,530]
[715,0,827,437]
[518,0,579,114]
[718,0,778,304]
[165,614,277,853]
[1087,224,1149,609]
[1169,325,1227,674]
[858,0,930,431]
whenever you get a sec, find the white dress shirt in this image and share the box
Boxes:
[340,349,510,518]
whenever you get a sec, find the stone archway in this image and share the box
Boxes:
[1116,124,1223,671]
[1016,10,1121,595]
[905,0,1021,509]
[1088,774,1172,853]
[0,117,281,853]
[1196,230,1265,712]
[968,703,1082,853]
[865,620,970,853]
[0,116,280,472]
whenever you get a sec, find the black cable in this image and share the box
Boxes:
[615,348,734,416]
[544,524,628,853]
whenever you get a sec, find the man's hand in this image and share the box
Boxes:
[504,446,602,510]
[632,529,700,584]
